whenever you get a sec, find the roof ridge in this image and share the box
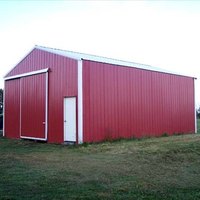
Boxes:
[35,45,195,79]
[35,45,152,67]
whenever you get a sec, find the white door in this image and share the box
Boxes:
[64,97,76,142]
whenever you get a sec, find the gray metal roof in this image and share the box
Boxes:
[35,45,194,78]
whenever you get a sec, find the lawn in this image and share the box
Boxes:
[0,134,200,200]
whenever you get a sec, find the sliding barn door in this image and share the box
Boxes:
[20,73,47,140]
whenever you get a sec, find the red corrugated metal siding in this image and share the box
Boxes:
[6,49,52,76]
[5,49,78,143]
[21,74,46,138]
[4,79,20,138]
[48,55,77,143]
[82,60,195,143]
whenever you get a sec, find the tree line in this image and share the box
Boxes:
[0,89,3,114]
[197,106,200,119]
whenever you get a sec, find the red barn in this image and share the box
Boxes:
[3,46,196,144]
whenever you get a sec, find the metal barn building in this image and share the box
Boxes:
[4,46,196,144]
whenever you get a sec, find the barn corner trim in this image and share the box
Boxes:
[194,80,197,133]
[78,60,83,144]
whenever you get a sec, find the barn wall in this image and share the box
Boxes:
[4,79,20,139]
[48,53,78,143]
[82,60,195,143]
[5,49,78,143]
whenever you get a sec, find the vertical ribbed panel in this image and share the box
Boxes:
[4,49,78,143]
[83,60,195,143]
[4,79,20,138]
[21,74,46,138]
[48,54,77,143]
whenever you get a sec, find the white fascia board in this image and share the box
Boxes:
[4,68,49,80]
[78,60,83,144]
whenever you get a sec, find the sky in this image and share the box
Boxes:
[0,0,200,106]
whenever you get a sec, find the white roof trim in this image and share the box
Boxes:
[35,45,194,78]
[4,68,49,80]
[4,46,36,78]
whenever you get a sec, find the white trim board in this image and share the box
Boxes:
[194,80,197,133]
[78,60,83,144]
[20,136,47,141]
[4,68,49,80]
[45,71,48,140]
[19,79,22,137]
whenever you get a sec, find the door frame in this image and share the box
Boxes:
[63,96,77,143]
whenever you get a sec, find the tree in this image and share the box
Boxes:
[0,89,3,114]
[196,106,200,119]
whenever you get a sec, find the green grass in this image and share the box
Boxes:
[1,134,200,199]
